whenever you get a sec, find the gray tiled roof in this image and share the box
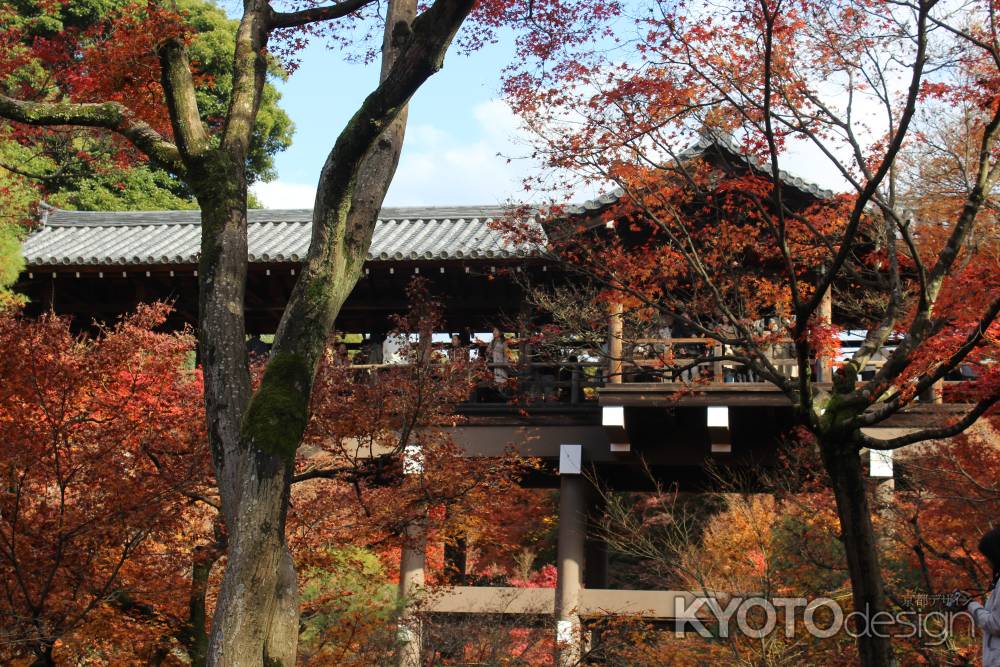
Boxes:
[567,132,835,214]
[23,206,543,267]
[684,132,836,199]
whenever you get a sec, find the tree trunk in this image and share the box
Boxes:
[198,0,469,661]
[29,643,54,667]
[822,442,895,667]
[205,441,296,667]
[191,164,300,667]
[184,539,225,667]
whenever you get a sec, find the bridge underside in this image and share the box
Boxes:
[450,398,944,491]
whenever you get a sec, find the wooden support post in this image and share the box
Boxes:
[920,378,945,404]
[584,489,608,589]
[368,329,386,364]
[556,472,586,666]
[42,275,55,313]
[609,301,624,384]
[818,285,833,382]
[712,342,724,383]
[397,521,426,667]
[570,365,581,404]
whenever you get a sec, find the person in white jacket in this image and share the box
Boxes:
[953,527,1000,667]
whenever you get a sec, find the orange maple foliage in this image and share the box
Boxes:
[0,304,212,665]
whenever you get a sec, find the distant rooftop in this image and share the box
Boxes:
[23,206,541,268]
[566,131,836,215]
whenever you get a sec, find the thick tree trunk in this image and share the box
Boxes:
[207,450,295,667]
[264,545,300,665]
[822,442,895,667]
[191,165,300,667]
[198,1,471,662]
[192,159,252,525]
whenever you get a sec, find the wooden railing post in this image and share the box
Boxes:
[609,302,623,384]
[712,342,724,383]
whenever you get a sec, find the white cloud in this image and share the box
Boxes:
[252,100,539,209]
[385,99,537,206]
[252,95,858,211]
[252,180,316,209]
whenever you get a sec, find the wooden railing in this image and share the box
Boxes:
[330,335,950,402]
[625,337,794,383]
[329,359,607,404]
[624,337,898,385]
[484,361,607,403]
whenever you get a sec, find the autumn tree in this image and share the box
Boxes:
[0,304,211,666]
[888,418,1000,599]
[0,0,611,662]
[585,427,1000,666]
[506,1,1000,664]
[0,289,541,665]
[0,0,293,211]
[287,282,531,664]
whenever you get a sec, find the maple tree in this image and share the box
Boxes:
[0,220,20,305]
[586,426,1000,666]
[0,304,212,666]
[0,0,293,211]
[0,289,543,665]
[288,280,532,664]
[504,1,1000,664]
[0,0,615,662]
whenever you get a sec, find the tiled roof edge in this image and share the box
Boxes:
[564,132,836,214]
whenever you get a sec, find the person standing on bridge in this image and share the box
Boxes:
[472,327,512,389]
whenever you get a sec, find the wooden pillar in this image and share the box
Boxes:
[818,285,833,382]
[42,274,55,313]
[920,379,945,404]
[555,473,586,666]
[397,521,426,667]
[584,489,608,589]
[609,301,624,384]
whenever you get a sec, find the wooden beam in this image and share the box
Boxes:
[425,586,720,621]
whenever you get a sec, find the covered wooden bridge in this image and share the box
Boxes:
[15,196,962,664]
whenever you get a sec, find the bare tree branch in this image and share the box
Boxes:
[268,0,377,29]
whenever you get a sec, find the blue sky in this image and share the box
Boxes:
[251,33,538,208]
[246,7,852,210]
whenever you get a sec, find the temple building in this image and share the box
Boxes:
[13,140,960,665]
